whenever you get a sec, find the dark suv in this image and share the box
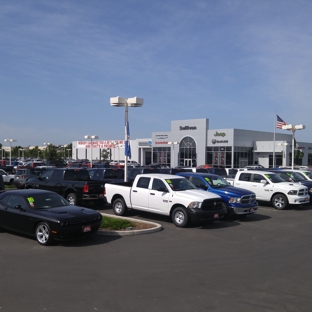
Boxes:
[14,168,45,189]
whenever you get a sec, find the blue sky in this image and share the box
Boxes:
[1,0,312,147]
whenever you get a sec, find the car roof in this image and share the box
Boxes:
[136,173,186,179]
[0,189,56,197]
[177,172,219,178]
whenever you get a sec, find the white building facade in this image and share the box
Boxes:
[72,118,312,168]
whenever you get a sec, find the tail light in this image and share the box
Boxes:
[82,184,89,193]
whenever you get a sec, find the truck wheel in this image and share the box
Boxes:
[272,194,288,210]
[35,222,54,246]
[66,193,77,205]
[113,198,128,216]
[222,202,230,219]
[172,207,189,227]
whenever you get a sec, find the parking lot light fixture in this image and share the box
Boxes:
[110,96,144,181]
[4,139,17,166]
[282,124,306,170]
[84,135,99,167]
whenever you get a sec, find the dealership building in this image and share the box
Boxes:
[72,118,312,168]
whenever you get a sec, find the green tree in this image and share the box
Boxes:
[101,148,110,161]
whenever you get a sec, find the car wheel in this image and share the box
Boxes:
[272,194,288,210]
[35,222,54,246]
[66,193,77,205]
[112,198,128,216]
[172,207,189,227]
[222,202,230,219]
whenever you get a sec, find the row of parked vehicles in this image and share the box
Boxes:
[16,165,312,219]
[0,163,311,245]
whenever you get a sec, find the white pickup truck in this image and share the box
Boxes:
[227,170,310,209]
[105,173,224,227]
[0,169,15,185]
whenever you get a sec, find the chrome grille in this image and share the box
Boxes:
[298,188,309,196]
[241,194,257,204]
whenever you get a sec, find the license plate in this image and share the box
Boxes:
[83,225,91,232]
[214,213,219,218]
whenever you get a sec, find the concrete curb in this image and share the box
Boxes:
[97,213,163,236]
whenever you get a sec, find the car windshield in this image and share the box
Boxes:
[165,178,197,191]
[303,171,312,179]
[27,193,69,209]
[204,175,230,188]
[264,173,285,183]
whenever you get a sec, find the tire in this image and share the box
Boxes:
[66,193,77,205]
[172,207,189,227]
[272,194,288,210]
[112,198,128,216]
[222,202,230,219]
[35,222,54,246]
[9,179,14,185]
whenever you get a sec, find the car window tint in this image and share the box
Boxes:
[152,178,166,191]
[51,170,64,181]
[6,195,28,209]
[136,177,150,189]
[252,174,264,183]
[239,173,251,182]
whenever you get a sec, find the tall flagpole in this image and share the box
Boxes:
[273,110,276,168]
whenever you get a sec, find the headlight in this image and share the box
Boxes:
[288,190,298,195]
[229,197,241,203]
[189,201,202,209]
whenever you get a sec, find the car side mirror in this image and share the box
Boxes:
[260,179,268,184]
[14,204,25,211]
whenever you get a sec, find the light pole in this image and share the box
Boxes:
[44,142,51,159]
[168,141,179,167]
[282,124,305,169]
[278,142,288,167]
[4,139,17,165]
[66,149,71,159]
[84,135,99,167]
[19,148,25,160]
[110,96,144,181]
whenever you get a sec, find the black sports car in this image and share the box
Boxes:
[0,189,102,245]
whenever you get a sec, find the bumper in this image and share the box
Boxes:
[231,205,258,215]
[188,208,224,223]
[52,222,101,240]
[288,196,310,205]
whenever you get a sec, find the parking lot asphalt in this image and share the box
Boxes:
[1,202,312,312]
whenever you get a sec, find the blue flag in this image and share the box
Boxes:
[125,119,131,159]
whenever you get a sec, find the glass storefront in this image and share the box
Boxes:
[179,137,196,167]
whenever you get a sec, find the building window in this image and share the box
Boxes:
[152,147,170,166]
[179,137,196,167]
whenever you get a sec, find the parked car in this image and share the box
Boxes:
[0,189,102,245]
[14,168,45,189]
[88,168,124,183]
[176,172,258,218]
[0,169,15,185]
[25,168,106,205]
[268,170,312,201]
[128,167,161,182]
[105,173,224,227]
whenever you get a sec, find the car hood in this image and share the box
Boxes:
[211,186,255,197]
[272,182,308,190]
[172,189,221,201]
[35,205,101,221]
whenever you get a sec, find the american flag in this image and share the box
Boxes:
[276,115,287,129]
